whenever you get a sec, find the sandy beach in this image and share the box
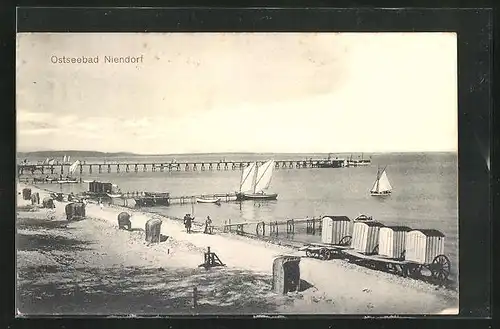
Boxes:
[16,183,458,315]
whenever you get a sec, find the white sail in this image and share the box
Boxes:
[67,155,71,162]
[371,169,392,193]
[240,162,257,193]
[69,160,80,175]
[370,176,379,193]
[63,155,66,163]
[377,170,392,192]
[254,160,275,193]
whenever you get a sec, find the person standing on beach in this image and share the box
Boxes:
[184,214,192,233]
[204,216,212,234]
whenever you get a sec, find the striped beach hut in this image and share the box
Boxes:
[321,216,351,245]
[378,226,412,259]
[351,221,384,254]
[405,229,445,264]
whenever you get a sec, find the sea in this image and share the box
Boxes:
[18,152,458,284]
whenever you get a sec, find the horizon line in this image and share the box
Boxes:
[17,150,458,156]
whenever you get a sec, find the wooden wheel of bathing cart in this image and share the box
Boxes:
[320,248,332,261]
[339,235,352,246]
[430,255,451,282]
[305,249,312,257]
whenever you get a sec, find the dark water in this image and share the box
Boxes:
[21,152,458,282]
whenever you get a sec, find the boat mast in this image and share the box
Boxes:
[374,166,381,192]
[239,164,245,193]
[252,162,261,194]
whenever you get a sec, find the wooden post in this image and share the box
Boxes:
[192,287,198,308]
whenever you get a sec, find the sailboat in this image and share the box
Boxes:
[236,160,278,201]
[370,166,392,196]
[58,160,80,183]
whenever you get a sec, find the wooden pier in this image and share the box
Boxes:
[18,158,346,175]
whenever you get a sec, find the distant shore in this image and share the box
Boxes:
[17,150,458,159]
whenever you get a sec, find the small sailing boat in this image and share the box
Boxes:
[370,166,392,196]
[58,160,81,184]
[236,160,278,201]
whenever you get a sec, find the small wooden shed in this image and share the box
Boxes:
[272,256,301,294]
[351,221,385,254]
[145,218,162,243]
[378,225,412,259]
[22,188,32,200]
[88,181,113,194]
[405,229,446,264]
[321,216,351,245]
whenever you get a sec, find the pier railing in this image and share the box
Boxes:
[18,158,347,175]
[222,217,323,241]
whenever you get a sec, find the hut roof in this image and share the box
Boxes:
[411,229,445,237]
[357,221,384,227]
[383,225,412,231]
[322,215,350,222]
[147,217,162,225]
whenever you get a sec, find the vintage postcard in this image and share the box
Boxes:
[16,32,459,315]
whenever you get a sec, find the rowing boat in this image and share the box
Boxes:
[196,197,221,204]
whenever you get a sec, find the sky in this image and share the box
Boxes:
[16,32,458,154]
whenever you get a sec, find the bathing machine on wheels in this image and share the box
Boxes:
[343,227,451,284]
[298,214,452,285]
[343,224,410,274]
[401,229,451,282]
[299,216,353,260]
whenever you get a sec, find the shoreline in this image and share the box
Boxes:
[16,182,459,315]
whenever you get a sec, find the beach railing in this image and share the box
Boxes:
[222,217,323,243]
